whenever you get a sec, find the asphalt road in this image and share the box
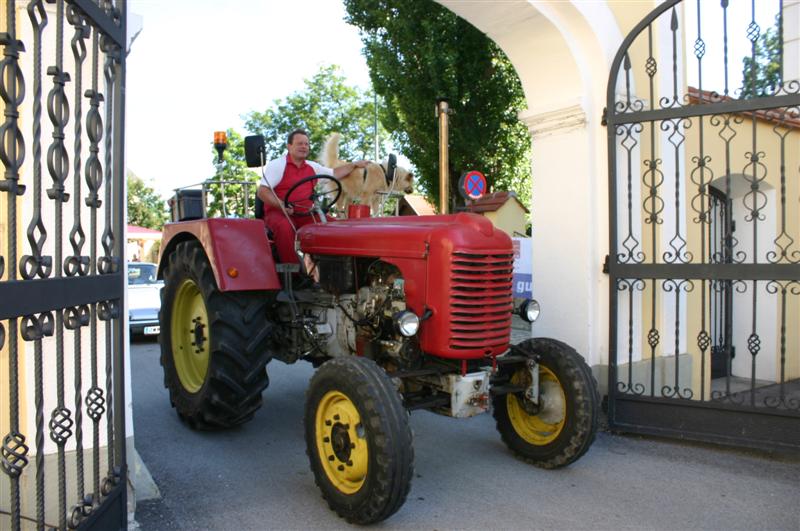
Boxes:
[129,338,800,531]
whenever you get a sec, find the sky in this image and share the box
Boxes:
[125,0,783,199]
[685,0,783,95]
[126,0,372,198]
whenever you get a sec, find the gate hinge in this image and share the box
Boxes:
[601,107,608,127]
[602,254,610,274]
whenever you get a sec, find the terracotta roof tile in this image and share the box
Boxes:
[465,191,529,213]
[687,87,800,129]
[127,224,162,235]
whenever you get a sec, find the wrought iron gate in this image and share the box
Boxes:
[606,0,800,450]
[1,1,127,529]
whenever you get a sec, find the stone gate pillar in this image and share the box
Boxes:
[436,0,653,370]
[518,102,606,367]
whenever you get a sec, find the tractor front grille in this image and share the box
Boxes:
[448,251,514,351]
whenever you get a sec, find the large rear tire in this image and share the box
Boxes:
[305,357,414,524]
[492,338,599,468]
[159,240,274,429]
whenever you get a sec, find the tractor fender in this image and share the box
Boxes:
[158,218,281,292]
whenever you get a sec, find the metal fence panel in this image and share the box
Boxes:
[0,1,127,529]
[606,0,800,450]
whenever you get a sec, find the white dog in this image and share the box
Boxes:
[321,133,413,215]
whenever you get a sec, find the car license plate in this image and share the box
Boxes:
[143,325,160,335]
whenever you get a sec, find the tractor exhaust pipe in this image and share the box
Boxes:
[436,98,450,214]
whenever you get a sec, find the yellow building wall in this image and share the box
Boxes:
[0,0,119,449]
[623,116,800,398]
[608,1,670,367]
[683,116,800,397]
[609,0,659,43]
[484,201,528,238]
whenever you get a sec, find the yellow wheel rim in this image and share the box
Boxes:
[507,365,566,445]
[315,390,368,494]
[170,278,210,393]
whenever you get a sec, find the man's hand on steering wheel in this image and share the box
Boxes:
[283,174,343,216]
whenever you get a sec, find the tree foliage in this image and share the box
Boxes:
[243,65,388,162]
[127,171,167,229]
[741,24,782,98]
[208,66,388,217]
[343,0,531,209]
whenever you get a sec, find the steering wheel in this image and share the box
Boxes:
[284,174,342,216]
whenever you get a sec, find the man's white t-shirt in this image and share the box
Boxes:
[260,155,334,189]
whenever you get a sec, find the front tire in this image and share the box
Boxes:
[305,357,414,524]
[159,240,274,429]
[492,338,599,468]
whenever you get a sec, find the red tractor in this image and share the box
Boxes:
[157,135,599,524]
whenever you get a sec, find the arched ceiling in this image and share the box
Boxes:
[436,0,630,121]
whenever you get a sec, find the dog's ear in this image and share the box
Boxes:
[387,154,397,182]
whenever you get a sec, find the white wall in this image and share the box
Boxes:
[437,0,644,366]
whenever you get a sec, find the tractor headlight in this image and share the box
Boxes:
[394,310,420,337]
[519,299,541,323]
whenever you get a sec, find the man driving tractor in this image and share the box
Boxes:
[257,129,367,263]
[158,127,599,526]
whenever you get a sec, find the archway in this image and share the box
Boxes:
[437,1,652,368]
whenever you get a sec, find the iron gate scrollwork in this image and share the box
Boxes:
[606,0,800,450]
[0,0,127,530]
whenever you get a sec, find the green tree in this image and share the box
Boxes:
[127,171,167,229]
[343,0,531,209]
[741,25,782,98]
[244,64,388,162]
[205,129,261,218]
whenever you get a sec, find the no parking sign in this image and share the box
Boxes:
[458,170,487,201]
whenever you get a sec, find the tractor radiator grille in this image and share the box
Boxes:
[448,251,514,351]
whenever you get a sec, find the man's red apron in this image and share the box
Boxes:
[263,155,318,264]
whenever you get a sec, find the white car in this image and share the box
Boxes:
[128,262,162,336]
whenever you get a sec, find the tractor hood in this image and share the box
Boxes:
[298,213,510,258]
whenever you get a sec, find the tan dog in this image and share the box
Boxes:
[321,133,414,215]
